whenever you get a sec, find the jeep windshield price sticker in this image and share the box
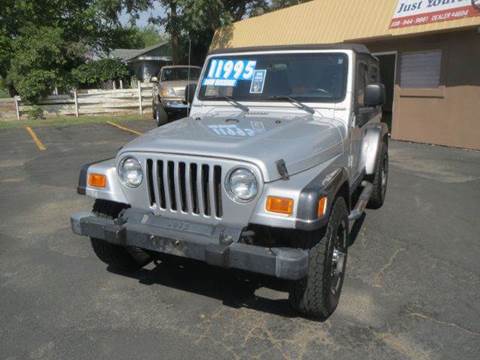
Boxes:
[203,59,257,87]
[390,0,480,28]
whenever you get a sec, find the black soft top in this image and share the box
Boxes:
[209,43,371,55]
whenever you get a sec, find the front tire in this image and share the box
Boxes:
[289,197,349,319]
[90,200,151,271]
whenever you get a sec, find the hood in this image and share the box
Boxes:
[120,114,345,182]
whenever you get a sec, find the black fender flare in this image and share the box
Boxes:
[362,122,389,176]
[295,168,350,231]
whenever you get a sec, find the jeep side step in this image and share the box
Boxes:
[348,181,373,223]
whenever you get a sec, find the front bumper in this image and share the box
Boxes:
[160,99,189,111]
[71,209,308,280]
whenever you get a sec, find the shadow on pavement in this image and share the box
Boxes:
[106,214,367,320]
[107,258,300,318]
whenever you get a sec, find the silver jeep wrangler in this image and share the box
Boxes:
[71,44,388,319]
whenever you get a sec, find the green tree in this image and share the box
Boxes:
[148,0,312,65]
[136,25,168,47]
[0,0,151,102]
[6,26,83,103]
[270,0,312,10]
[151,0,268,65]
[111,25,168,49]
[0,0,313,102]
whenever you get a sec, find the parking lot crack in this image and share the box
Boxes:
[373,248,405,287]
[374,331,432,360]
[407,311,480,337]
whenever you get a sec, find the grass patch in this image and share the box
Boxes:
[0,114,149,130]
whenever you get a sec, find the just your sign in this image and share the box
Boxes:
[390,0,480,28]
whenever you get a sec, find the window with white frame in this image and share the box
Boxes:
[400,50,442,88]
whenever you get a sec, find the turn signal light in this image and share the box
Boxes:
[317,197,328,218]
[88,173,107,188]
[266,196,294,216]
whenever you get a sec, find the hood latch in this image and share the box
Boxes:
[276,159,290,180]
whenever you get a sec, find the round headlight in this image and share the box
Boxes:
[118,157,143,188]
[227,168,258,202]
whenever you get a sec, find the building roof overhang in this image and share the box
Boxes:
[208,43,371,55]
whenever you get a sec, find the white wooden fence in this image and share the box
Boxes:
[8,83,154,119]
[0,98,18,119]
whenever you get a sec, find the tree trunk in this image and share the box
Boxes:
[170,2,181,65]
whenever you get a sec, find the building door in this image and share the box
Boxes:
[374,53,397,133]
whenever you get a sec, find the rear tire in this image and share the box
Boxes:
[90,200,151,271]
[368,142,388,209]
[289,197,349,319]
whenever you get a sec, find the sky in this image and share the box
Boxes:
[120,6,165,27]
[119,1,277,28]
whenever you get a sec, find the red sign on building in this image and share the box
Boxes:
[390,0,480,29]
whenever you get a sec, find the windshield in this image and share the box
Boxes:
[198,52,348,103]
[161,67,201,81]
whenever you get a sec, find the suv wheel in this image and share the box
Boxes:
[368,142,388,209]
[90,200,151,271]
[289,197,349,319]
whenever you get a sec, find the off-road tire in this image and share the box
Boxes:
[90,200,151,271]
[367,142,388,209]
[289,197,349,319]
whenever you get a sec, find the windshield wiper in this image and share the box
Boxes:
[209,96,249,113]
[268,95,315,114]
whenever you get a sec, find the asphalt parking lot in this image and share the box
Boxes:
[1,119,479,360]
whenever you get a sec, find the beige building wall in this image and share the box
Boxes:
[212,0,480,49]
[368,30,480,150]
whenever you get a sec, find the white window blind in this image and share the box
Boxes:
[400,50,442,88]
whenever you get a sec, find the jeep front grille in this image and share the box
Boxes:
[146,159,223,218]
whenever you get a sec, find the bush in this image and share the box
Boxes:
[26,105,44,120]
[72,59,129,88]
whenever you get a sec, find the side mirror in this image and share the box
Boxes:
[185,83,197,105]
[365,83,385,107]
[150,76,159,83]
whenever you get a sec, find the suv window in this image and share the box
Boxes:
[356,62,368,106]
[198,53,349,103]
[161,67,201,81]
